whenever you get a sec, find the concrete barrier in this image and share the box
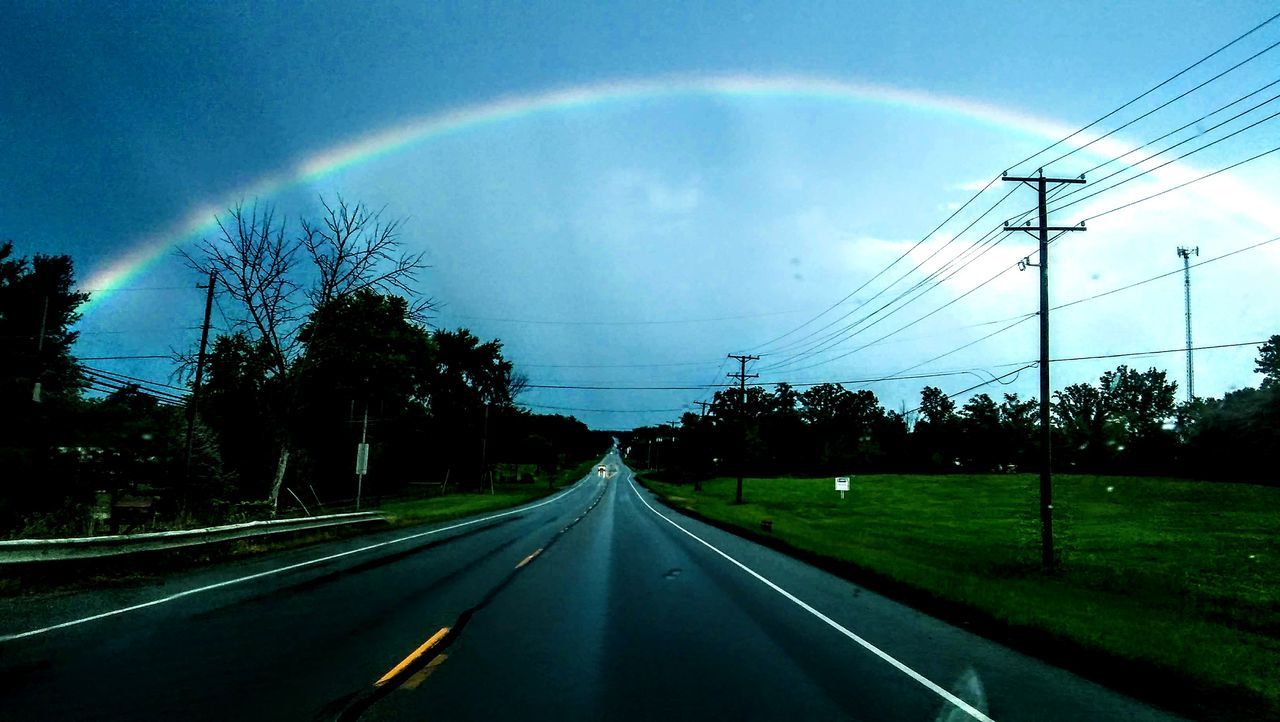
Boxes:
[0,512,387,564]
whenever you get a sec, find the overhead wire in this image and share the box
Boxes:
[760,94,1280,376]
[749,12,1280,372]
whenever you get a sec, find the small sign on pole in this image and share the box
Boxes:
[835,476,850,499]
[355,443,370,475]
[355,442,370,510]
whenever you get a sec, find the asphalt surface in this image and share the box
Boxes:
[0,449,1187,721]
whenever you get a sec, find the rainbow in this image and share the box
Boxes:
[79,73,1280,309]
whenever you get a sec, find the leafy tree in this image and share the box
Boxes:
[1100,365,1177,440]
[182,198,428,508]
[1256,334,1280,390]
[0,242,90,532]
[998,393,1038,470]
[957,393,1001,471]
[424,328,522,488]
[797,384,890,472]
[912,386,959,470]
[1052,382,1113,469]
[0,241,88,405]
[198,333,278,499]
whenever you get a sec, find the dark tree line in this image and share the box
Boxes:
[632,340,1280,485]
[0,205,606,537]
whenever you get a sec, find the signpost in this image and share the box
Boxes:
[835,476,850,500]
[355,442,369,509]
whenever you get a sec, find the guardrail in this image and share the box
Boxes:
[0,512,387,564]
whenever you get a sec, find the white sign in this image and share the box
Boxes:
[834,477,850,492]
[355,443,370,475]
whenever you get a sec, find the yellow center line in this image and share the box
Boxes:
[403,653,449,690]
[375,626,451,687]
[514,547,543,569]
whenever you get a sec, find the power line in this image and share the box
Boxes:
[82,377,186,407]
[744,175,1006,353]
[906,364,1037,414]
[901,339,1270,412]
[751,11,1280,366]
[78,285,192,293]
[451,309,805,326]
[1074,75,1280,180]
[522,404,689,414]
[79,364,188,392]
[81,369,188,402]
[1035,39,1280,170]
[1081,142,1280,222]
[1003,9,1280,174]
[80,355,173,361]
[1053,234,1280,311]
[758,185,1027,358]
[518,359,720,369]
[763,129,1279,378]
[1048,107,1280,215]
[760,232,1278,387]
[849,78,1280,357]
[1045,339,1265,364]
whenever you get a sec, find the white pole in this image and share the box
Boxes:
[357,404,368,510]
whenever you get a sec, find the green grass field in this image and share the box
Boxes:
[380,458,598,527]
[641,473,1280,715]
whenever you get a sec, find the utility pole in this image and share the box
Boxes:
[356,403,369,509]
[31,296,49,403]
[1177,246,1199,402]
[480,402,492,495]
[1003,169,1086,571]
[183,270,217,507]
[727,353,759,505]
[694,400,712,418]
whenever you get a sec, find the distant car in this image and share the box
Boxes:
[597,465,608,474]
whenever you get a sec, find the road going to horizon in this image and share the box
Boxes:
[1,449,1184,721]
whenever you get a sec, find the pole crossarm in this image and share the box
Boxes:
[1001,174,1087,184]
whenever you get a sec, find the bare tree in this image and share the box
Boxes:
[300,196,432,322]
[181,196,430,511]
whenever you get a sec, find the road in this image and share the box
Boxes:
[0,449,1185,721]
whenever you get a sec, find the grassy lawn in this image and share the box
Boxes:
[641,473,1280,715]
[380,458,598,527]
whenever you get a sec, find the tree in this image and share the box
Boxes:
[797,384,889,472]
[1256,334,1280,390]
[424,329,522,488]
[912,386,959,470]
[198,332,282,500]
[182,198,428,509]
[1101,365,1178,440]
[0,241,89,405]
[957,393,1001,471]
[291,291,436,497]
[998,393,1038,470]
[1052,382,1113,469]
[0,242,90,533]
[1052,365,1178,472]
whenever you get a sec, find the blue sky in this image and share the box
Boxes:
[3,1,1278,428]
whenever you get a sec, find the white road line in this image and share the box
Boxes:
[1,476,595,643]
[625,472,995,722]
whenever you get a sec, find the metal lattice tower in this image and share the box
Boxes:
[1177,246,1199,401]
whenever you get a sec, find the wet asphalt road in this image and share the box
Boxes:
[0,450,1185,721]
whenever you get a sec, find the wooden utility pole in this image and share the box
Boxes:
[1002,169,1086,571]
[727,354,759,505]
[183,270,217,509]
